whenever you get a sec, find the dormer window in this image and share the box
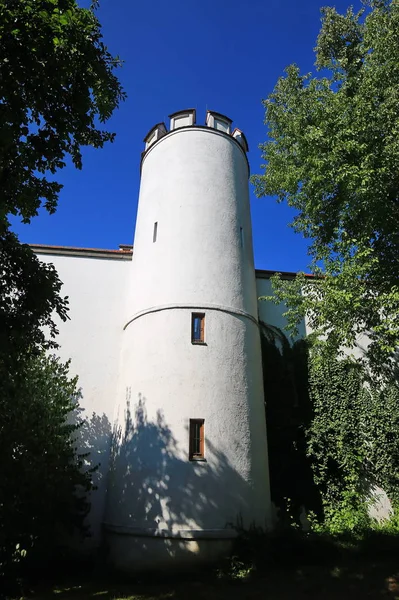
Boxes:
[143,122,167,150]
[169,109,196,131]
[232,128,249,153]
[206,111,232,134]
[214,117,230,133]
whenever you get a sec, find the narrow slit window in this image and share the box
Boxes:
[189,419,205,460]
[191,313,205,344]
[153,221,158,243]
[240,226,244,248]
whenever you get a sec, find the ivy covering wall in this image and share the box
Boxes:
[260,323,399,533]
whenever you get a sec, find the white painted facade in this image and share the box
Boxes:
[31,110,294,570]
[32,248,132,544]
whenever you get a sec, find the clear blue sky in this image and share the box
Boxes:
[12,0,361,271]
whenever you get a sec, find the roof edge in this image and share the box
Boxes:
[29,245,311,276]
[206,110,233,124]
[29,243,133,260]
[168,108,196,121]
[255,269,314,280]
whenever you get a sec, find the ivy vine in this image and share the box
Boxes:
[260,323,399,531]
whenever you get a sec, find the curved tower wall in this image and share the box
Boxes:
[106,117,272,570]
[127,128,257,317]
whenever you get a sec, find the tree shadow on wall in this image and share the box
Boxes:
[260,322,323,526]
[104,394,257,568]
[70,400,113,543]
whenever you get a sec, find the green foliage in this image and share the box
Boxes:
[216,555,254,581]
[0,0,125,226]
[260,323,321,524]
[0,231,69,361]
[260,325,399,535]
[309,492,372,538]
[253,0,399,376]
[308,348,399,515]
[362,383,399,505]
[0,353,94,590]
[0,2,122,591]
[0,0,125,361]
[0,7,123,583]
[307,353,367,507]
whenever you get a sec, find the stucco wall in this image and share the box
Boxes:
[30,126,288,564]
[127,127,257,320]
[108,309,269,531]
[106,126,272,567]
[35,252,131,543]
[32,238,376,559]
[256,277,307,340]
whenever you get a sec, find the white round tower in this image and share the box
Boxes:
[105,109,272,570]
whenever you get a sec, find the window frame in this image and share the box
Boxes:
[189,419,205,461]
[191,312,205,345]
[214,117,230,133]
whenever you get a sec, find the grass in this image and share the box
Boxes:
[10,530,399,600]
[14,557,399,600]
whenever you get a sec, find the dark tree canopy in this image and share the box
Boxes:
[253,0,399,374]
[0,231,68,362]
[0,0,125,354]
[0,2,124,587]
[0,354,94,588]
[0,0,125,228]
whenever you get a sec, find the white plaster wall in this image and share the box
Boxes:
[108,309,270,530]
[127,127,257,321]
[257,277,371,360]
[256,278,307,340]
[107,127,272,566]
[35,252,130,543]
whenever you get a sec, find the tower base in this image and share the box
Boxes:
[104,524,237,571]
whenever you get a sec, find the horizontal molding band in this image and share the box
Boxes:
[103,522,238,540]
[123,303,259,331]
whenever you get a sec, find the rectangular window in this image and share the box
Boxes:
[189,419,205,460]
[172,114,191,129]
[214,118,230,134]
[153,221,158,243]
[191,313,205,344]
[240,226,244,249]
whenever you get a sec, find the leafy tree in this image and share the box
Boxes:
[0,0,124,588]
[0,353,94,590]
[0,230,68,362]
[0,0,125,353]
[260,323,322,525]
[260,325,399,533]
[307,349,399,532]
[253,0,399,375]
[0,0,125,227]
